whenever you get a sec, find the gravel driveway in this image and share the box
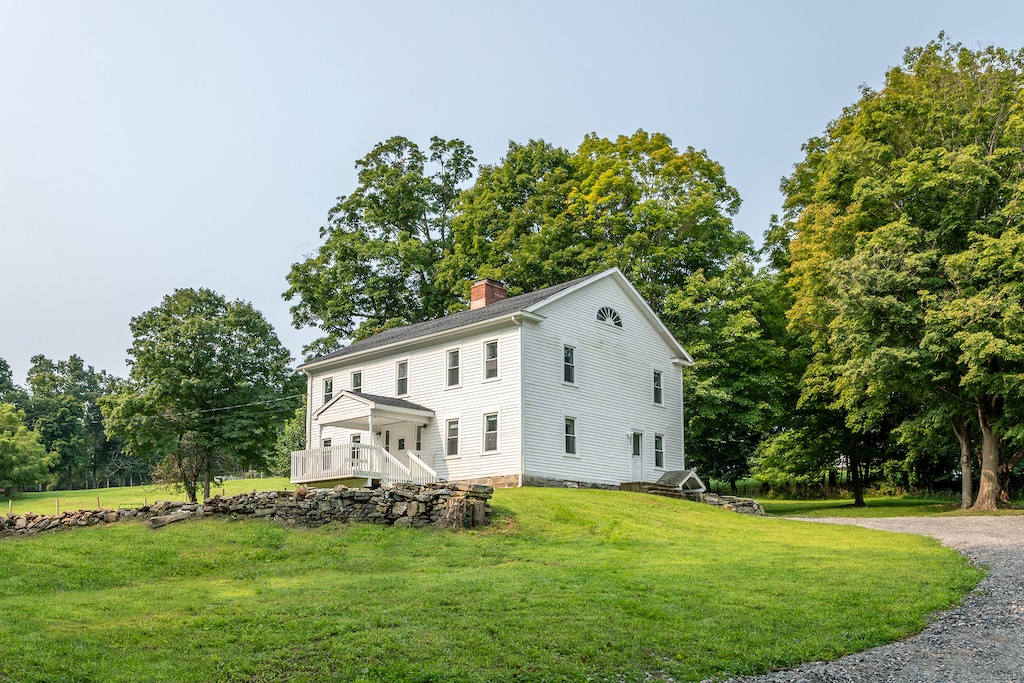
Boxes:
[706,516,1024,683]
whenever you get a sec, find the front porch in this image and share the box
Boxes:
[291,442,438,486]
[293,390,440,486]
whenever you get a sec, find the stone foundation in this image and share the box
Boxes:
[0,482,493,537]
[448,473,521,489]
[522,475,620,490]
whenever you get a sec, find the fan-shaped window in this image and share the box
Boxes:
[596,307,622,327]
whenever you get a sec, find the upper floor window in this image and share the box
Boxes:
[396,361,409,396]
[484,340,499,380]
[323,378,333,403]
[447,349,460,387]
[653,371,663,405]
[351,371,362,393]
[596,307,622,327]
[563,345,575,384]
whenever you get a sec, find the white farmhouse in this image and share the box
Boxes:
[291,268,704,492]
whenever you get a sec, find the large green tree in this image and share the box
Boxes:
[442,130,749,323]
[0,358,29,409]
[0,403,54,497]
[664,257,796,490]
[285,136,476,355]
[20,355,119,490]
[781,35,1024,509]
[102,289,301,502]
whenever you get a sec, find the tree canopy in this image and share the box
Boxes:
[0,403,54,497]
[779,34,1024,508]
[284,136,476,355]
[102,289,301,502]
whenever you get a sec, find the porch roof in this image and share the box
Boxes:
[313,391,434,430]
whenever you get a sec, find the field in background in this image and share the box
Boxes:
[4,477,291,517]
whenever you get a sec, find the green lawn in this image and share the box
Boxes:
[4,477,291,516]
[0,487,980,683]
[760,496,1024,517]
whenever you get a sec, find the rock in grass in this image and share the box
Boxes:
[150,511,192,529]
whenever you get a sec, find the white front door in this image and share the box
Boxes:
[630,431,643,481]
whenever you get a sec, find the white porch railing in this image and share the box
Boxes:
[404,450,437,485]
[291,443,438,486]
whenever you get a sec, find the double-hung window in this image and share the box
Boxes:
[351,371,362,393]
[564,417,577,455]
[415,425,424,451]
[484,341,499,380]
[654,434,664,468]
[446,419,460,457]
[563,346,575,384]
[447,349,460,387]
[653,371,663,405]
[483,413,498,452]
[396,361,409,396]
[323,378,333,403]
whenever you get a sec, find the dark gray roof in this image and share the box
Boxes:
[347,391,431,413]
[300,273,597,368]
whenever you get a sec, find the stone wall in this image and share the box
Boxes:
[698,493,765,516]
[0,482,493,537]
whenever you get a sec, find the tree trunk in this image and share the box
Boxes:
[203,458,212,502]
[997,448,1023,505]
[951,416,973,509]
[971,407,1000,511]
[849,448,865,507]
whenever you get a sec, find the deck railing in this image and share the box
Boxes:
[291,443,439,486]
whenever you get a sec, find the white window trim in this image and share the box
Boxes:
[482,411,500,454]
[350,369,363,393]
[654,433,665,469]
[653,368,664,406]
[322,377,334,404]
[445,417,461,459]
[445,346,462,389]
[563,344,577,386]
[596,306,623,328]
[395,359,410,397]
[482,339,500,382]
[564,415,578,458]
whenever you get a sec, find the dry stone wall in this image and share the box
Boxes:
[699,493,765,515]
[1,482,493,537]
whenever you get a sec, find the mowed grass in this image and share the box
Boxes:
[4,477,291,516]
[0,488,981,683]
[760,496,1024,517]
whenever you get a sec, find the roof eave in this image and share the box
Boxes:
[297,313,525,372]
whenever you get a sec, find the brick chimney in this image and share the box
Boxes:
[470,278,507,310]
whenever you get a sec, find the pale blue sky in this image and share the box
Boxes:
[2,1,1022,383]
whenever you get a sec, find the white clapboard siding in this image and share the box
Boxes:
[521,274,685,486]
[305,319,523,483]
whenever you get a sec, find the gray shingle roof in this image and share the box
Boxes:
[299,273,596,368]
[348,391,431,412]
